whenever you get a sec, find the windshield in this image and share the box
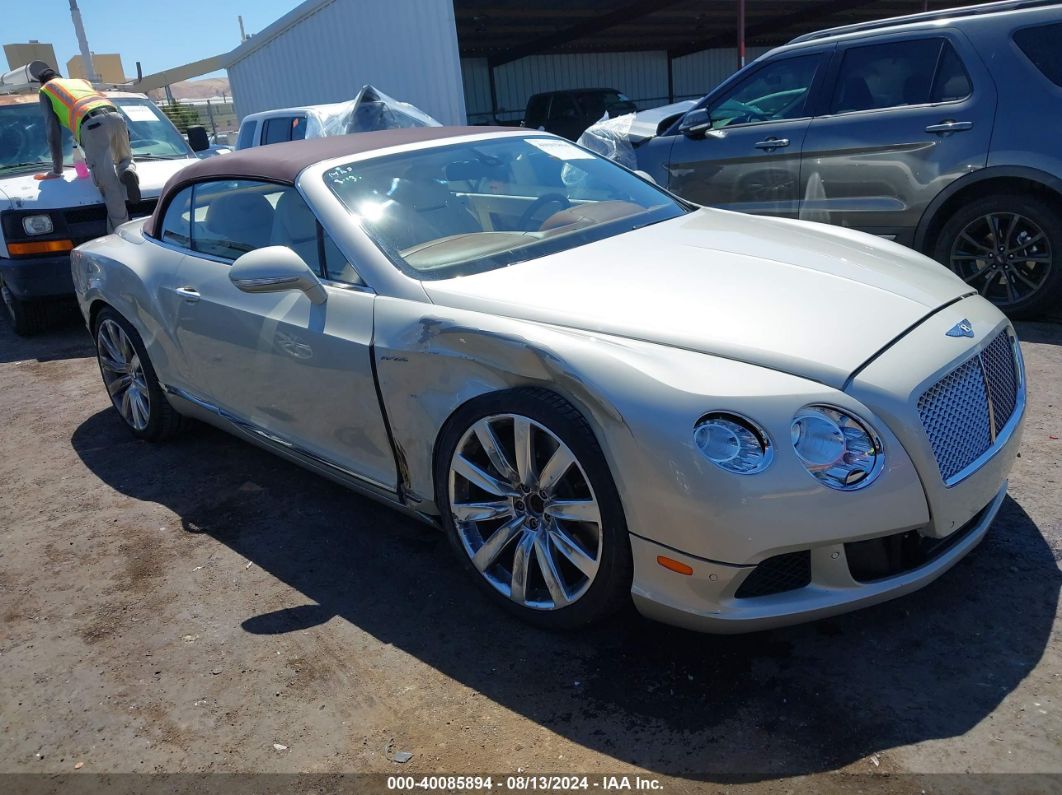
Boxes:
[324,136,686,280]
[0,96,191,173]
[577,91,637,119]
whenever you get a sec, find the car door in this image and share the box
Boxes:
[798,32,996,243]
[665,51,829,217]
[547,94,586,141]
[170,178,396,490]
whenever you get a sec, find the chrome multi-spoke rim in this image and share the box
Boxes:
[96,319,151,431]
[449,414,603,611]
[950,212,1052,306]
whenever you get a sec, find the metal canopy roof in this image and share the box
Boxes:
[455,0,946,64]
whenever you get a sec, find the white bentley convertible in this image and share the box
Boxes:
[72,127,1025,632]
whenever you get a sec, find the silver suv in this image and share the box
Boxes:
[636,0,1062,317]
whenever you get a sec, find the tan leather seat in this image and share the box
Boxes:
[271,190,318,266]
[203,191,275,253]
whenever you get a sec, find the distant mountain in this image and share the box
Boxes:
[147,77,231,101]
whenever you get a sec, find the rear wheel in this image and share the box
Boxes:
[1,279,50,336]
[934,194,1062,318]
[435,389,632,630]
[93,308,184,441]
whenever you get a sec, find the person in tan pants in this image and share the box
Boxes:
[36,66,140,232]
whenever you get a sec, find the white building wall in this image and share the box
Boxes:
[671,46,771,100]
[495,51,670,119]
[226,0,466,125]
[462,45,773,123]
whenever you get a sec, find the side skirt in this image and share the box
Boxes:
[161,384,441,530]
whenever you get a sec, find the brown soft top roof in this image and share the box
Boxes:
[144,126,511,237]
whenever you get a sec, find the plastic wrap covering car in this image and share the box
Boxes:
[576,100,696,167]
[315,85,441,138]
[575,113,639,170]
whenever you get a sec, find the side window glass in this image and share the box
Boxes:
[321,230,364,286]
[267,190,364,285]
[525,96,548,127]
[549,94,579,121]
[236,121,257,150]
[186,180,360,284]
[930,42,972,102]
[1013,23,1062,88]
[830,39,943,114]
[709,54,823,129]
[291,116,307,141]
[262,117,293,146]
[269,189,330,276]
[159,186,193,248]
[192,180,280,261]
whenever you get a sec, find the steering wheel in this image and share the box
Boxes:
[518,193,571,231]
[736,102,771,122]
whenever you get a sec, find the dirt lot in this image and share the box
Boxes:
[1,308,1060,793]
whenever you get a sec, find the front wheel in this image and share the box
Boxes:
[2,279,50,336]
[934,194,1062,318]
[435,389,632,630]
[93,308,184,441]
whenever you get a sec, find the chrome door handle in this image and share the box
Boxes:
[754,137,790,150]
[175,286,200,303]
[925,120,974,134]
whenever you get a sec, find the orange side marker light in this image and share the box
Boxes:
[8,239,74,256]
[657,555,693,575]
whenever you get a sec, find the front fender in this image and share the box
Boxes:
[373,297,930,564]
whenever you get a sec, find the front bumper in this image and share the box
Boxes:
[0,253,74,301]
[623,295,1023,633]
[630,482,1006,633]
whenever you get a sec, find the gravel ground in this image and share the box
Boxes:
[0,308,1059,793]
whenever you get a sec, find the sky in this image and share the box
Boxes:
[3,0,303,79]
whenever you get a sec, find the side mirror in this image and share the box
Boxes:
[186,125,210,153]
[678,108,711,138]
[229,246,327,305]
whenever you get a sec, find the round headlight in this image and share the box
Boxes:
[694,413,773,474]
[22,214,54,236]
[791,405,884,490]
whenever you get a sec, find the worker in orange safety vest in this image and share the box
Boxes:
[36,66,140,232]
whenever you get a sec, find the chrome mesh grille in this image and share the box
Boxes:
[982,331,1018,427]
[917,330,1019,484]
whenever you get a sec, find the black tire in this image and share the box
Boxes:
[434,387,633,630]
[93,307,184,442]
[2,279,50,336]
[933,193,1062,319]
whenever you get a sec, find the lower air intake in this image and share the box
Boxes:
[735,550,811,598]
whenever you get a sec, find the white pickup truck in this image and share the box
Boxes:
[1,73,202,335]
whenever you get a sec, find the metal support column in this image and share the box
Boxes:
[737,0,747,69]
[488,63,499,124]
[667,52,675,103]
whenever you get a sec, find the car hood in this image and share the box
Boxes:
[619,100,697,143]
[423,209,972,388]
[0,159,195,210]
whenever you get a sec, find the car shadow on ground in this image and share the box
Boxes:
[1015,319,1062,346]
[72,409,1059,781]
[0,302,92,364]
